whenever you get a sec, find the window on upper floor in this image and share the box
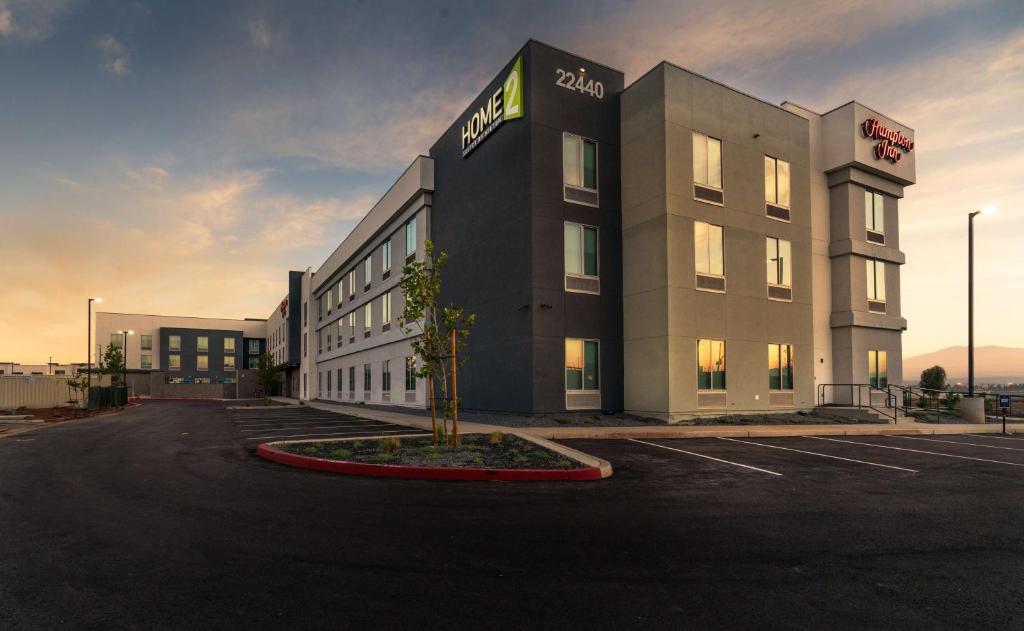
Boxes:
[694,221,725,292]
[347,270,356,298]
[866,259,886,313]
[381,239,392,277]
[141,335,153,351]
[766,236,793,301]
[197,355,208,371]
[224,337,235,353]
[363,255,372,290]
[168,354,180,371]
[764,155,791,221]
[692,132,723,204]
[168,335,181,352]
[562,132,598,206]
[382,291,392,330]
[197,336,208,353]
[865,190,885,244]
[564,222,599,294]
[363,302,372,337]
[405,217,417,260]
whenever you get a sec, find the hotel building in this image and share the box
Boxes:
[300,40,915,420]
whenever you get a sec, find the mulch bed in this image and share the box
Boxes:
[275,433,585,469]
[14,406,103,423]
[692,412,887,426]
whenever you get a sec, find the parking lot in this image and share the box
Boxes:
[226,405,427,451]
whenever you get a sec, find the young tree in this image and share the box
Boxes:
[920,365,947,392]
[102,343,125,387]
[400,240,476,446]
[255,352,278,403]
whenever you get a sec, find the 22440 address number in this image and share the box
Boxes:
[555,68,604,99]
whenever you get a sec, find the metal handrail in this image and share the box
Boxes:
[817,383,896,423]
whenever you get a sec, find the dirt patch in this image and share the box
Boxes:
[16,406,108,423]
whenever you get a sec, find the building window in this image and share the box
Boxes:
[405,217,417,259]
[865,190,885,243]
[766,236,792,300]
[224,356,235,370]
[349,366,356,392]
[562,132,598,206]
[197,355,208,372]
[381,239,392,275]
[318,371,322,398]
[54,370,65,375]
[140,335,153,351]
[405,357,416,391]
[382,359,391,393]
[302,301,307,325]
[348,312,356,342]
[337,368,343,395]
[327,369,332,397]
[363,363,371,392]
[694,221,725,291]
[141,354,152,370]
[337,320,344,346]
[868,350,888,388]
[382,291,392,328]
[326,287,333,315]
[327,330,332,351]
[697,339,726,391]
[364,255,372,290]
[110,333,123,349]
[768,343,794,390]
[347,270,356,298]
[197,336,208,353]
[564,222,599,294]
[764,155,791,221]
[363,302,372,337]
[317,329,322,354]
[565,338,599,392]
[248,356,258,369]
[248,339,259,354]
[317,296,323,321]
[693,132,723,204]
[866,259,886,312]
[224,338,235,353]
[168,354,181,371]
[169,335,181,352]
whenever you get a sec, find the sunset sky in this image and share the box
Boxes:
[1,0,1022,364]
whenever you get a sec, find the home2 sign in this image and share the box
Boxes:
[460,56,524,158]
[862,117,914,164]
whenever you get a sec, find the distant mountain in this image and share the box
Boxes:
[903,346,1024,383]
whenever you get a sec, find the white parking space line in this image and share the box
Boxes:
[719,437,918,472]
[888,435,1024,452]
[806,436,1024,468]
[964,433,1022,442]
[243,429,422,442]
[235,420,390,429]
[240,424,394,433]
[629,439,783,476]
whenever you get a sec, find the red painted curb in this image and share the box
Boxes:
[256,443,604,481]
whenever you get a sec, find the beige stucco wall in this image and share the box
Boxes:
[623,64,815,421]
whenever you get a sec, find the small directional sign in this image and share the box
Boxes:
[998,394,1011,410]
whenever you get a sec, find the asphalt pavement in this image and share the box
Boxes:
[1,400,1022,630]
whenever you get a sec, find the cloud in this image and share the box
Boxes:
[0,0,76,44]
[248,17,271,49]
[93,34,130,76]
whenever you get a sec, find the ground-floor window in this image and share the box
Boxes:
[326,370,332,397]
[363,363,371,392]
[697,339,726,390]
[405,357,416,391]
[868,350,888,388]
[382,360,391,393]
[768,343,793,390]
[337,368,343,396]
[318,371,322,398]
[349,366,355,392]
[565,338,599,391]
[141,354,152,370]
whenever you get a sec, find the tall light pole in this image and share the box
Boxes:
[117,329,134,392]
[968,205,996,398]
[87,297,102,392]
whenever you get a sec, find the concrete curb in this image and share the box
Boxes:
[256,438,607,481]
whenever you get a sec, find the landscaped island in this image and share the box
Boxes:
[257,433,609,481]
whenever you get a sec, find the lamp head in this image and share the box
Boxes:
[981,204,997,216]
[91,297,102,303]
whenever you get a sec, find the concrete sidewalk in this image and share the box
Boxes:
[273,398,1023,440]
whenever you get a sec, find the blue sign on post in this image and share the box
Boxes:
[998,394,1011,409]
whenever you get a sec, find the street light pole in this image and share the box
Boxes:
[968,206,996,401]
[87,297,102,392]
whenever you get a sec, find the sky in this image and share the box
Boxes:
[1,0,1022,364]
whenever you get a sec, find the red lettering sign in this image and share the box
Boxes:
[279,297,288,318]
[862,117,913,163]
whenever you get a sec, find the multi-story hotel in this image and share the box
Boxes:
[89,40,916,419]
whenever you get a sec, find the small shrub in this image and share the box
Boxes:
[329,448,352,459]
[556,459,573,468]
[472,456,483,466]
[351,440,364,450]
[302,446,319,456]
[533,450,551,461]
[379,437,401,454]
[943,392,962,411]
[513,455,530,465]
[555,418,570,425]
[488,431,503,445]
[370,453,397,464]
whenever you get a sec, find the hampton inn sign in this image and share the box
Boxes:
[862,117,914,164]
